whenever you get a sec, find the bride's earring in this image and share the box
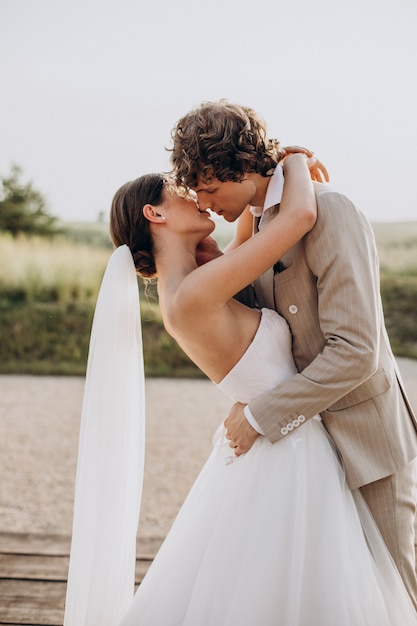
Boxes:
[143,205,166,223]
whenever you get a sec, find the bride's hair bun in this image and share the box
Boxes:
[131,249,157,279]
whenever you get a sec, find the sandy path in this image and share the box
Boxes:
[0,359,416,550]
[0,377,230,550]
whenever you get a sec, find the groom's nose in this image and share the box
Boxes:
[196,191,212,211]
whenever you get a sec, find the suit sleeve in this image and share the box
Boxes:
[248,190,383,441]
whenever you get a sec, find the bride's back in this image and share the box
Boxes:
[160,294,262,384]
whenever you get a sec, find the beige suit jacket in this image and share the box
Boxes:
[249,185,417,489]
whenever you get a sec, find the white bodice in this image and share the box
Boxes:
[216,308,298,404]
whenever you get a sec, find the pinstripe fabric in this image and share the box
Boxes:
[249,186,417,490]
[360,458,417,607]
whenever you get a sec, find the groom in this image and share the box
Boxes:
[170,99,417,606]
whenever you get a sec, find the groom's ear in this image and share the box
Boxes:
[143,204,166,223]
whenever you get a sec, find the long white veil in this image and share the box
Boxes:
[64,245,146,625]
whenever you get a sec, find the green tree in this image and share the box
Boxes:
[0,164,58,236]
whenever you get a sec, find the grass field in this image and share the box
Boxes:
[372,221,417,275]
[0,220,416,375]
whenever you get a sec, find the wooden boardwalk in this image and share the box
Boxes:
[0,533,155,626]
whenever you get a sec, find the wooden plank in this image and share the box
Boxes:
[0,615,62,626]
[0,533,155,625]
[0,534,69,557]
[0,579,65,625]
[0,554,152,583]
[135,558,152,583]
[0,532,158,560]
[0,566,151,624]
[0,554,69,581]
[0,608,64,625]
[0,579,66,607]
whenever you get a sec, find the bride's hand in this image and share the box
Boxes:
[224,402,260,456]
[282,145,329,183]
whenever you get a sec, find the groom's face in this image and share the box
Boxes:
[193,176,257,222]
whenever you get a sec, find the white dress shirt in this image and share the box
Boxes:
[243,165,284,435]
[249,164,284,221]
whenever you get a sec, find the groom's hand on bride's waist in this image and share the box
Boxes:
[224,402,259,456]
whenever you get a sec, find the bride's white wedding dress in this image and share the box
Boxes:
[121,308,416,625]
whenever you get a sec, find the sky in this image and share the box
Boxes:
[1,0,417,225]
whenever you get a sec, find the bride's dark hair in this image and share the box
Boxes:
[110,173,167,278]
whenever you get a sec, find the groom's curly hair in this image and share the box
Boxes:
[170,100,284,189]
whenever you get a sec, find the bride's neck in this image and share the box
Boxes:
[156,238,198,297]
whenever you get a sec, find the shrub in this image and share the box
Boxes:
[0,226,416,375]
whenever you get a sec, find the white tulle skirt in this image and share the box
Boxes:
[121,418,417,625]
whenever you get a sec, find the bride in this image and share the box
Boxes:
[64,153,417,625]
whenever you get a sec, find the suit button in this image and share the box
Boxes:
[292,418,300,428]
[286,423,294,431]
[280,426,288,436]
[288,304,298,314]
[298,415,306,423]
